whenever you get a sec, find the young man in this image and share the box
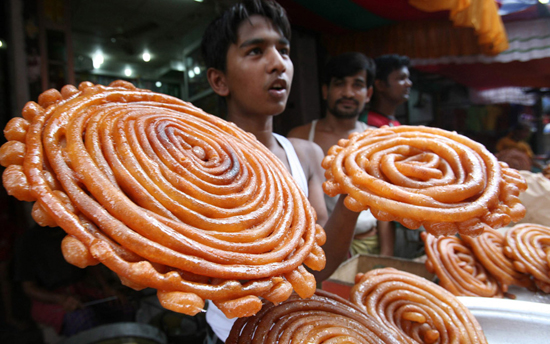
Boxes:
[200,1,359,342]
[288,52,394,257]
[362,54,412,127]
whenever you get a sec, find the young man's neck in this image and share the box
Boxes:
[226,110,277,148]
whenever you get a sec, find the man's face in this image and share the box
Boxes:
[324,70,371,119]
[381,66,412,104]
[223,15,293,118]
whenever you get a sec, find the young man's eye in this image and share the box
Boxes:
[279,47,290,55]
[248,47,262,56]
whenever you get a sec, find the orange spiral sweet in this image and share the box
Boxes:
[350,268,488,344]
[322,126,527,236]
[0,81,326,317]
[504,223,550,293]
[422,232,502,298]
[226,290,402,344]
[461,227,533,292]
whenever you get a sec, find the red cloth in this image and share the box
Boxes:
[366,111,401,127]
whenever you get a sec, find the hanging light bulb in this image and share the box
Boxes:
[92,51,104,69]
[124,67,132,77]
[142,51,151,62]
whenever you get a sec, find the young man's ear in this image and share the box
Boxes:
[207,68,229,97]
[374,79,385,93]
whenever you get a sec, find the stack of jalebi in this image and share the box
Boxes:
[322,126,527,237]
[422,232,502,298]
[350,268,487,344]
[226,290,402,344]
[0,81,326,317]
[504,223,550,293]
[461,227,533,292]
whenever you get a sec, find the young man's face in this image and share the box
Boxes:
[323,70,371,119]
[380,66,412,104]
[224,15,293,118]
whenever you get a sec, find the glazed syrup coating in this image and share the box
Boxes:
[322,126,527,237]
[350,268,488,344]
[227,289,402,344]
[0,80,326,317]
[422,232,503,298]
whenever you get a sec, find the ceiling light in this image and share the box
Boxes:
[194,66,200,75]
[194,0,204,2]
[142,51,151,62]
[540,0,549,4]
[188,70,195,79]
[92,51,104,69]
[155,81,162,87]
[124,67,132,77]
[0,40,4,48]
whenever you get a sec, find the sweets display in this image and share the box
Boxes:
[461,227,533,292]
[422,232,503,298]
[226,289,402,344]
[504,223,550,293]
[0,81,326,317]
[322,126,527,237]
[350,268,487,344]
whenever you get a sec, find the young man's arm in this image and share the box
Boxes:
[290,139,360,282]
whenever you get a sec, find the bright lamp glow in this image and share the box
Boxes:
[155,81,162,87]
[194,66,200,75]
[92,51,104,69]
[540,0,549,4]
[142,51,151,62]
[0,40,3,48]
[194,0,204,2]
[124,68,132,77]
[188,70,195,78]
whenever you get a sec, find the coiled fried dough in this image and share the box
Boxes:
[422,232,502,298]
[504,223,550,293]
[0,81,326,317]
[350,268,487,344]
[322,126,527,237]
[461,227,533,292]
[226,289,401,344]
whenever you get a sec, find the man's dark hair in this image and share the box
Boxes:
[374,54,410,83]
[323,52,376,88]
[201,0,291,72]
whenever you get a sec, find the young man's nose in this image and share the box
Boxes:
[266,48,286,74]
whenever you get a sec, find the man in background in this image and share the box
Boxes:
[361,54,412,127]
[288,52,394,257]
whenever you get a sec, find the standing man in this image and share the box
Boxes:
[362,54,412,127]
[288,52,394,257]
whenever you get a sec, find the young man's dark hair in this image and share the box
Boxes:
[201,0,291,72]
[374,54,410,83]
[323,52,376,88]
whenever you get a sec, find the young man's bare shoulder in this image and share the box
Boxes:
[287,123,313,140]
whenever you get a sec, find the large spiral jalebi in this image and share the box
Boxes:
[322,126,527,236]
[0,81,326,317]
